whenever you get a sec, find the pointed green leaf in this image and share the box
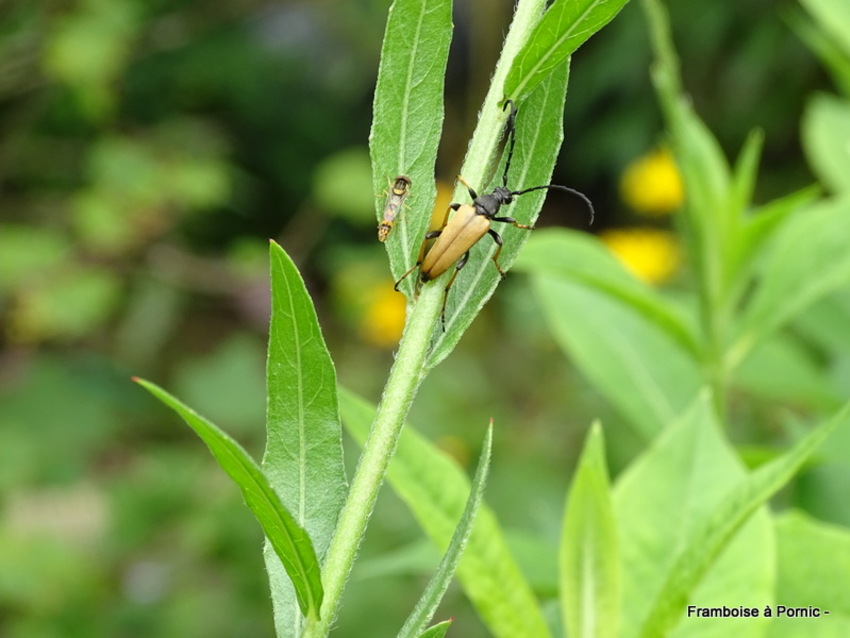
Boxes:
[134,379,323,621]
[264,241,347,635]
[339,387,552,638]
[728,128,764,222]
[559,423,621,638]
[504,0,630,102]
[370,0,452,292]
[635,401,850,638]
[398,425,493,638]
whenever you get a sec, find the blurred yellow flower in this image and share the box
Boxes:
[600,228,681,285]
[359,281,407,347]
[429,180,455,230]
[620,148,684,216]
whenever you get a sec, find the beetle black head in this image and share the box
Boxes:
[473,186,514,218]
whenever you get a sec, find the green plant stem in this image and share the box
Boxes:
[303,2,551,634]
[304,283,443,637]
[452,0,549,196]
[703,299,730,418]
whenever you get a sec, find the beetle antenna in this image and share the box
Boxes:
[501,100,518,188]
[511,184,596,225]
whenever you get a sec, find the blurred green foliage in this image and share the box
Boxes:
[0,0,845,636]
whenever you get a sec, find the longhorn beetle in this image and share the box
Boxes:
[378,175,412,242]
[395,100,594,330]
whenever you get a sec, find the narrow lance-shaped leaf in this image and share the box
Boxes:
[134,378,324,621]
[398,424,493,638]
[504,0,630,102]
[559,422,621,638]
[370,0,452,291]
[264,241,347,635]
[339,387,553,638]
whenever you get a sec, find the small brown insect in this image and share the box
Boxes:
[378,175,412,242]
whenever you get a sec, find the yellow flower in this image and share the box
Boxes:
[600,228,681,285]
[359,280,407,347]
[620,148,684,216]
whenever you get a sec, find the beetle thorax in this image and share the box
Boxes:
[474,187,514,218]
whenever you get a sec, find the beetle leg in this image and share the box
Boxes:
[439,203,460,230]
[486,229,508,277]
[492,215,535,230]
[456,176,478,200]
[394,262,421,291]
[439,250,470,331]
[395,228,445,291]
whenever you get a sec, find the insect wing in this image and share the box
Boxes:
[421,206,490,280]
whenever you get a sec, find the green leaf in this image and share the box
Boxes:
[728,128,764,224]
[799,0,850,59]
[734,194,850,362]
[559,423,621,638]
[802,94,850,194]
[614,394,774,638]
[768,511,850,637]
[339,387,552,638]
[425,62,572,371]
[735,334,844,411]
[370,0,453,291]
[735,186,820,281]
[515,229,700,357]
[504,0,631,102]
[398,425,493,638]
[790,6,850,97]
[531,275,702,440]
[264,242,347,635]
[634,400,850,638]
[417,619,453,638]
[134,378,323,621]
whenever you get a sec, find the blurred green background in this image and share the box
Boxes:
[0,0,841,636]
